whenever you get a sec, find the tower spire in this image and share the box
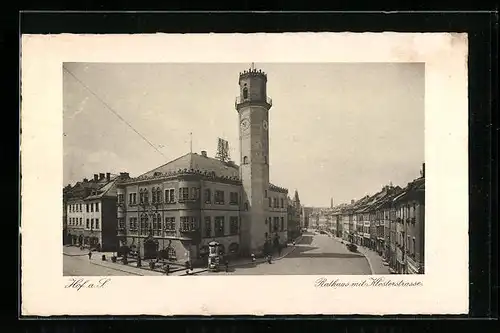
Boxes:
[189,132,192,153]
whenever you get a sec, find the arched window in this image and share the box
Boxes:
[218,244,226,255]
[243,87,248,99]
[243,156,248,164]
[244,202,249,211]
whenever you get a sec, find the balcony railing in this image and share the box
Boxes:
[235,96,273,108]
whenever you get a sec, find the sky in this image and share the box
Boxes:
[63,62,424,207]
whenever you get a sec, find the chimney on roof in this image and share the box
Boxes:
[120,172,130,179]
[351,199,355,204]
[106,172,111,181]
[421,163,425,178]
[201,150,207,157]
[99,173,105,180]
[83,178,88,182]
[93,174,98,181]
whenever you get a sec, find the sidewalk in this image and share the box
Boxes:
[356,246,390,275]
[64,246,211,276]
[326,236,390,275]
[63,235,303,276]
[187,234,304,275]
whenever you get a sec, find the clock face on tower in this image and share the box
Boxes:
[240,118,250,132]
[263,120,268,130]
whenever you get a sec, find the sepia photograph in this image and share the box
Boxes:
[21,33,468,316]
[62,62,425,277]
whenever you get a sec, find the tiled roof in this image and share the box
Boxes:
[135,153,239,181]
[393,177,425,203]
[84,176,120,200]
[269,183,288,193]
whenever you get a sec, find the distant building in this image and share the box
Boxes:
[336,163,425,275]
[301,206,313,229]
[65,172,128,251]
[287,190,302,240]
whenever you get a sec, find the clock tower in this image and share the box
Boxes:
[235,65,272,255]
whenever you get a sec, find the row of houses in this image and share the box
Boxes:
[312,163,425,275]
[63,162,303,267]
[63,172,131,251]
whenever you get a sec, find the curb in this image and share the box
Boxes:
[329,237,374,275]
[358,249,375,275]
[63,252,88,257]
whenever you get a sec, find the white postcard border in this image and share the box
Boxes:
[21,32,469,315]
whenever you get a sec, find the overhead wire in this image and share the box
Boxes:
[63,66,167,159]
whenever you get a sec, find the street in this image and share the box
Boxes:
[64,253,140,276]
[63,232,372,276]
[204,231,372,275]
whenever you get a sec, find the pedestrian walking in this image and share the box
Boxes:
[267,254,272,264]
[225,259,229,272]
[88,250,92,260]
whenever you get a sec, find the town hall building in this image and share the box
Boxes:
[116,66,289,265]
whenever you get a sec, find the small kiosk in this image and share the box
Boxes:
[208,241,222,272]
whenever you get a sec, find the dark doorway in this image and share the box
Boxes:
[144,237,159,259]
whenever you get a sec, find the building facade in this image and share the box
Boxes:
[336,165,424,275]
[392,175,425,274]
[287,190,302,241]
[116,66,290,265]
[301,206,313,229]
[65,172,126,251]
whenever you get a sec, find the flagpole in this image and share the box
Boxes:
[190,132,192,153]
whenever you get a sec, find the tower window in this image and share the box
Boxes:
[243,156,248,164]
[242,87,248,99]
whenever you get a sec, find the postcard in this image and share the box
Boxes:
[20,32,469,316]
